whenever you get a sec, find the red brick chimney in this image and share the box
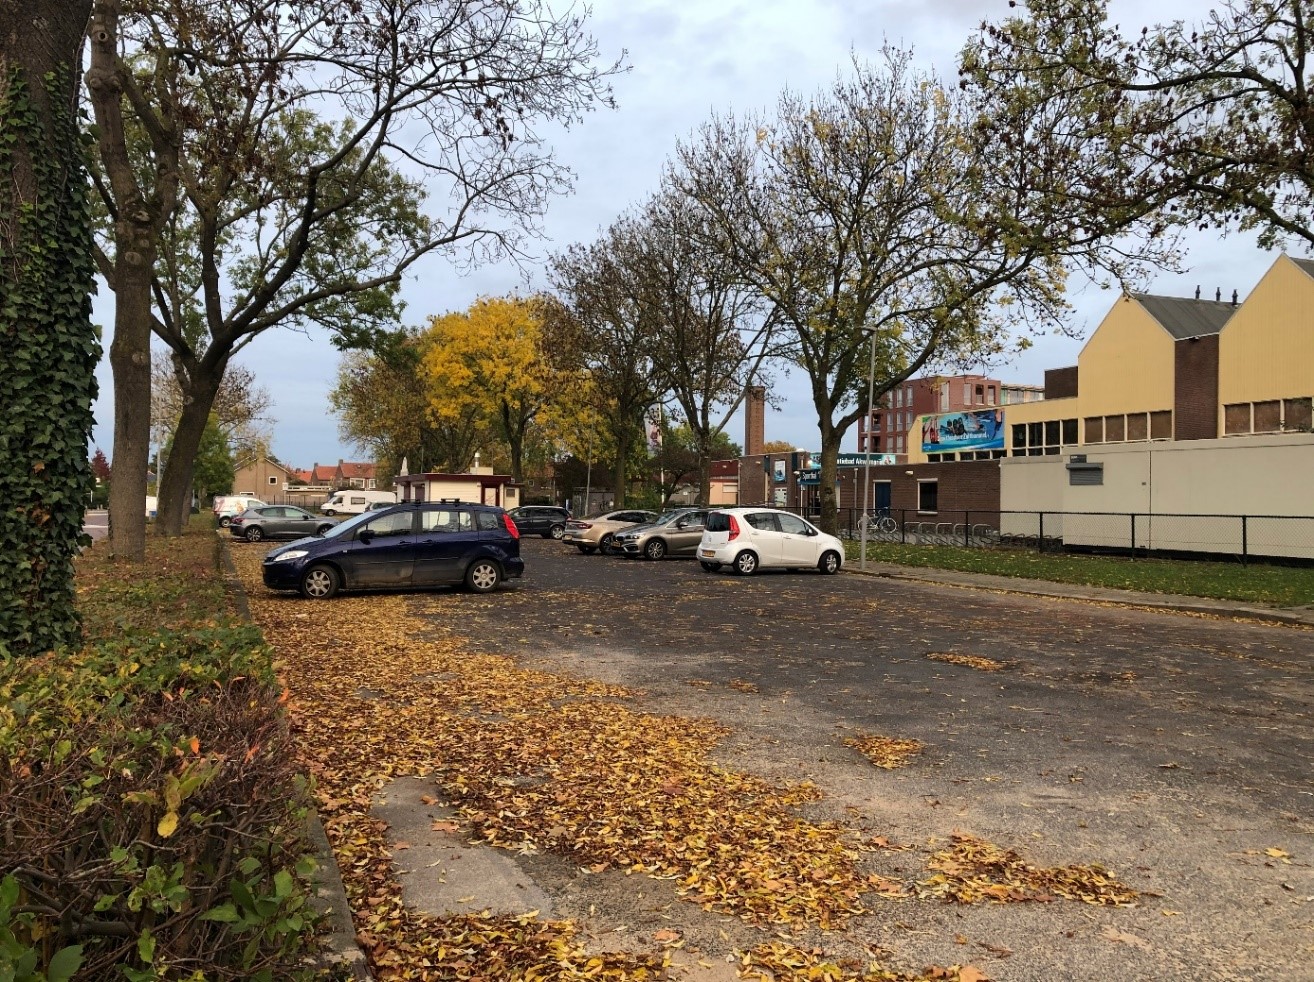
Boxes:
[745,386,766,456]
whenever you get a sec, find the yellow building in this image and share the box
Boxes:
[1218,255,1314,436]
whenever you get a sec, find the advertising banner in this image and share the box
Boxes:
[837,453,898,467]
[920,408,1005,453]
[772,459,787,483]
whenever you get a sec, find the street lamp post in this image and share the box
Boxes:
[860,330,876,572]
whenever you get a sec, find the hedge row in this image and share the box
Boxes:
[0,529,321,980]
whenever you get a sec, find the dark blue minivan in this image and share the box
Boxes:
[261,500,524,599]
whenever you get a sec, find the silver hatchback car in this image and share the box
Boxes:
[610,508,710,560]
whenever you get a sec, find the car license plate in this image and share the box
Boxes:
[700,549,715,558]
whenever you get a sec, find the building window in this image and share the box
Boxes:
[1104,415,1125,441]
[1062,419,1079,444]
[1254,400,1282,432]
[1126,413,1148,442]
[917,479,938,513]
[975,384,984,405]
[1085,417,1104,443]
[1285,397,1313,431]
[1011,422,1027,455]
[1224,403,1251,434]
[1150,411,1173,439]
[963,382,971,404]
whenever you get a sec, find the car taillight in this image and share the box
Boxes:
[570,521,591,529]
[503,514,520,539]
[230,516,244,525]
[727,515,740,540]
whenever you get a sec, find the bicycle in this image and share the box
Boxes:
[857,510,898,535]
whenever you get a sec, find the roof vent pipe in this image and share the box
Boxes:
[1195,286,1201,299]
[1216,287,1222,301]
[1232,289,1239,305]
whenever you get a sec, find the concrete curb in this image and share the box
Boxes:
[850,560,1314,628]
[216,535,372,980]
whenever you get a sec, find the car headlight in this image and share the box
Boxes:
[270,550,308,562]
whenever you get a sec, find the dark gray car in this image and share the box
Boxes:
[610,508,709,560]
[229,505,335,542]
[507,505,570,539]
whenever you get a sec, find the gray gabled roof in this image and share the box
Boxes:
[1130,293,1237,340]
[1291,257,1314,279]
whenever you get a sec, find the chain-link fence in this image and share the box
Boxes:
[820,507,1314,562]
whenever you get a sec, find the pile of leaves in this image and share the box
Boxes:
[842,734,924,770]
[924,653,1007,672]
[918,834,1138,906]
[740,941,986,982]
[230,548,883,979]
[0,531,318,980]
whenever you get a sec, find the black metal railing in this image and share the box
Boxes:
[763,505,1314,563]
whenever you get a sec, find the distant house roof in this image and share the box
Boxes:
[338,461,375,480]
[1291,257,1314,279]
[290,468,314,484]
[1131,293,1238,340]
[310,463,337,483]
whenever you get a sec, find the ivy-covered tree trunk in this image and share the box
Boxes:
[0,0,98,656]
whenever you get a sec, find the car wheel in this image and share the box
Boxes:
[643,538,667,561]
[219,516,232,528]
[550,523,565,540]
[322,508,336,516]
[732,550,759,575]
[818,550,841,575]
[300,565,340,599]
[599,534,614,554]
[699,561,721,572]
[465,559,501,593]
[577,545,596,554]
[244,525,264,542]
[316,523,334,536]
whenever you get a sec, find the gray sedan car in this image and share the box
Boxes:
[610,508,710,560]
[228,505,336,542]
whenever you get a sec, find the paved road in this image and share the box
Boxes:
[83,509,109,543]
[431,537,1314,981]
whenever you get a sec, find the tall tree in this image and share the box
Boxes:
[87,0,624,552]
[625,191,777,504]
[421,295,578,483]
[670,48,1171,534]
[331,330,495,476]
[962,0,1314,251]
[549,233,658,508]
[0,0,97,656]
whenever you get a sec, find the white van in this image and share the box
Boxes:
[320,489,396,515]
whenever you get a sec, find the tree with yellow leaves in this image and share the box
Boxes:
[422,296,584,483]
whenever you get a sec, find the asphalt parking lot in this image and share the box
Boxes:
[411,537,1314,980]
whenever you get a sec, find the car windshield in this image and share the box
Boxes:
[318,510,375,539]
[655,510,692,524]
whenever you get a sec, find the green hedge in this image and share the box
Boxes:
[0,612,320,978]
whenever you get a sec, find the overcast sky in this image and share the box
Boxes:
[89,0,1290,468]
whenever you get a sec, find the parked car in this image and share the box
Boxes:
[229,505,336,542]
[320,489,396,515]
[213,494,266,528]
[561,509,658,554]
[507,505,571,539]
[697,508,844,575]
[262,500,524,599]
[610,508,710,560]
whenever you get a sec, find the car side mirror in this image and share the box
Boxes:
[358,528,375,543]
